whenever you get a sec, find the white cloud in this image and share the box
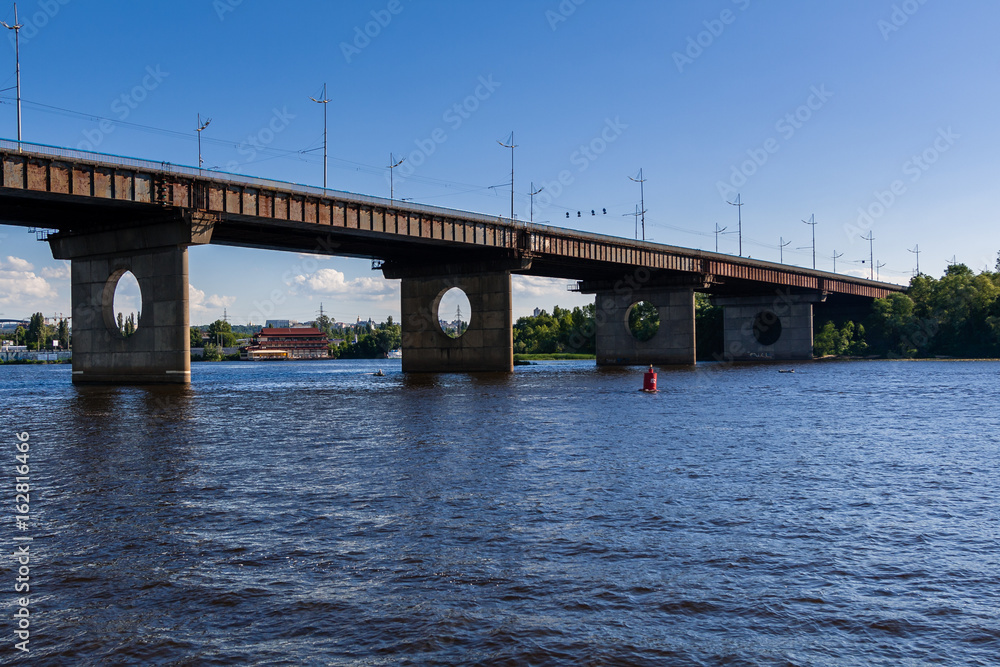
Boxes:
[189,284,236,317]
[0,257,57,307]
[293,268,397,301]
[41,262,71,280]
[512,275,577,298]
[4,256,33,272]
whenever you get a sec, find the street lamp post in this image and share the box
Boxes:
[387,153,404,200]
[196,114,212,173]
[727,194,744,256]
[629,169,647,241]
[497,131,516,220]
[310,83,331,189]
[802,214,817,269]
[1,3,23,150]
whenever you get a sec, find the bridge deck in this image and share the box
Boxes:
[0,141,904,299]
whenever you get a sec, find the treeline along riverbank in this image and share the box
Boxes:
[514,259,1000,360]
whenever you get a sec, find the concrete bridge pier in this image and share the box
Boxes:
[48,213,215,384]
[587,286,698,366]
[714,292,824,362]
[383,259,526,372]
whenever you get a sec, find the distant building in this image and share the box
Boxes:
[265,319,294,329]
[241,327,330,361]
[533,308,542,317]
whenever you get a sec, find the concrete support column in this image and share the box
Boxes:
[49,214,215,384]
[398,272,513,372]
[714,292,822,362]
[593,288,696,366]
[66,247,190,383]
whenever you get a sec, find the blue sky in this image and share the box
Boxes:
[0,0,997,325]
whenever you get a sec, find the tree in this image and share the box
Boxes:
[373,318,402,355]
[207,319,237,348]
[202,343,222,361]
[190,327,204,349]
[26,313,46,350]
[56,319,70,349]
[314,313,335,338]
[628,301,659,342]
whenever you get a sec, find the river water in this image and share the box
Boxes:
[2,359,998,665]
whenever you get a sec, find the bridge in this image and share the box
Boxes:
[0,141,904,383]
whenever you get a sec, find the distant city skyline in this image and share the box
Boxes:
[1,1,997,324]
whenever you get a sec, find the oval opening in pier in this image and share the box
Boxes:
[752,310,782,346]
[627,301,659,342]
[438,287,471,339]
[112,271,142,338]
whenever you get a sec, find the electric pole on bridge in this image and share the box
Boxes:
[831,249,844,273]
[196,114,212,173]
[310,83,331,189]
[714,224,727,253]
[779,237,791,264]
[909,244,921,276]
[629,169,647,241]
[727,194,744,257]
[528,182,543,223]
[802,214,817,269]
[387,153,404,201]
[497,132,517,221]
[861,231,875,280]
[2,3,23,151]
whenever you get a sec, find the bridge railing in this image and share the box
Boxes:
[0,138,528,228]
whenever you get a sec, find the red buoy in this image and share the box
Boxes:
[642,365,657,393]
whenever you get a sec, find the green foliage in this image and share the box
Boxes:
[513,305,596,355]
[695,294,724,360]
[333,317,402,359]
[202,343,222,361]
[190,327,204,349]
[827,260,1000,358]
[314,313,336,338]
[814,321,869,357]
[628,301,660,342]
[207,319,237,347]
[56,319,70,349]
[26,312,47,350]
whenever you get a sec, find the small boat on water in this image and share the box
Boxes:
[373,369,385,377]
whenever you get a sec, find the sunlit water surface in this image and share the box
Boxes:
[2,359,998,665]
